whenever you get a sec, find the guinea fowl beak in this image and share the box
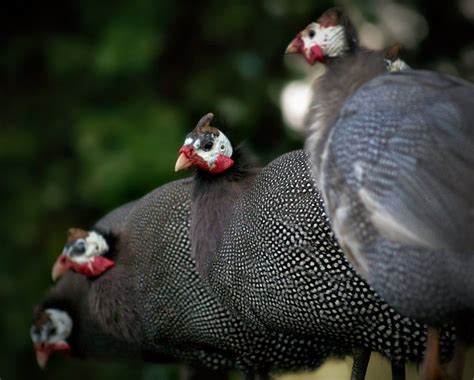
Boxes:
[175,152,193,172]
[51,255,69,282]
[285,34,304,54]
[35,347,50,369]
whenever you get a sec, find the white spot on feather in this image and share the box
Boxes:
[358,188,433,248]
[353,162,364,182]
[332,195,369,276]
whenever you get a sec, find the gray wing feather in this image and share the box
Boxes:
[333,70,474,252]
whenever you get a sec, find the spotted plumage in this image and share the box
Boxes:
[128,178,340,375]
[310,70,474,325]
[289,7,471,377]
[36,178,351,377]
[293,8,474,328]
[203,150,456,368]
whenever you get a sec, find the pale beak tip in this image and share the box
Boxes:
[36,350,49,369]
[175,153,192,172]
[285,42,298,54]
[51,257,67,282]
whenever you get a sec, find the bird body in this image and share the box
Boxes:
[207,149,456,365]
[34,178,344,377]
[287,8,473,377]
[126,177,338,375]
[312,69,474,324]
[174,115,456,375]
[287,5,474,329]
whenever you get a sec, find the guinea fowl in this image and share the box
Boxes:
[32,272,146,367]
[35,178,354,379]
[121,176,340,378]
[32,273,230,380]
[286,6,474,379]
[174,112,259,278]
[32,201,152,368]
[175,114,458,380]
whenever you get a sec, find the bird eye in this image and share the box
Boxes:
[308,30,316,39]
[203,141,214,151]
[50,327,57,335]
[72,241,86,255]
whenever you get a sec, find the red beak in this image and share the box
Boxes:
[175,146,194,172]
[51,255,70,282]
[285,34,304,54]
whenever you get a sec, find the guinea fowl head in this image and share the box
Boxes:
[30,308,72,369]
[285,7,358,64]
[51,228,114,281]
[175,113,235,174]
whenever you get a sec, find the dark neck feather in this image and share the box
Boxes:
[191,144,259,280]
[193,144,257,187]
[39,274,89,357]
[88,230,142,344]
[40,270,142,358]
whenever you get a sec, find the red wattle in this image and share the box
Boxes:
[179,146,234,174]
[209,155,234,174]
[70,256,115,278]
[52,342,71,352]
[305,44,325,65]
[35,341,71,353]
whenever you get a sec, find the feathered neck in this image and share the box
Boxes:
[190,144,259,280]
[305,49,387,174]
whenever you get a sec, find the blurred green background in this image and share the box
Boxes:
[1,0,472,379]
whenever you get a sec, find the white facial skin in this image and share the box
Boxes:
[302,22,348,58]
[192,131,233,167]
[65,231,109,264]
[30,309,73,345]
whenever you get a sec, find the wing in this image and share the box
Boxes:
[332,70,474,252]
